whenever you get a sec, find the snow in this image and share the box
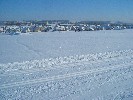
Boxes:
[0,29,133,100]
[1,29,133,64]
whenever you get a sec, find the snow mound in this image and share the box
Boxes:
[0,49,133,74]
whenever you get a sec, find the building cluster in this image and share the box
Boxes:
[0,20,133,34]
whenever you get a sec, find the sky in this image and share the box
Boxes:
[0,0,133,22]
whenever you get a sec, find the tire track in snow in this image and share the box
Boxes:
[0,61,133,89]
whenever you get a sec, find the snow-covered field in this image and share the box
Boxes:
[0,30,133,100]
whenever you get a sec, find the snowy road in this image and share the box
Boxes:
[0,50,133,100]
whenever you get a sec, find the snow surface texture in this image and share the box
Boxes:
[0,30,133,100]
[0,29,133,64]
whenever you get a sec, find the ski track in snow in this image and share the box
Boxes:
[0,61,133,89]
[15,38,42,58]
[0,49,133,100]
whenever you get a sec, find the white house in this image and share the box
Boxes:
[89,25,96,31]
[54,24,66,31]
[102,24,112,30]
[0,27,4,32]
[21,27,30,33]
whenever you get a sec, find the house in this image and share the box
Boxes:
[96,25,103,30]
[54,24,66,31]
[0,27,4,32]
[102,24,112,30]
[70,25,76,31]
[30,26,41,32]
[21,27,30,33]
[112,26,122,30]
[89,25,96,31]
[59,24,73,31]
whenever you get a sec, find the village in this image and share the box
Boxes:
[0,20,133,34]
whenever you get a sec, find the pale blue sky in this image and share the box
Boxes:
[0,0,133,22]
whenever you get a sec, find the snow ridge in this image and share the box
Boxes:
[0,49,133,74]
